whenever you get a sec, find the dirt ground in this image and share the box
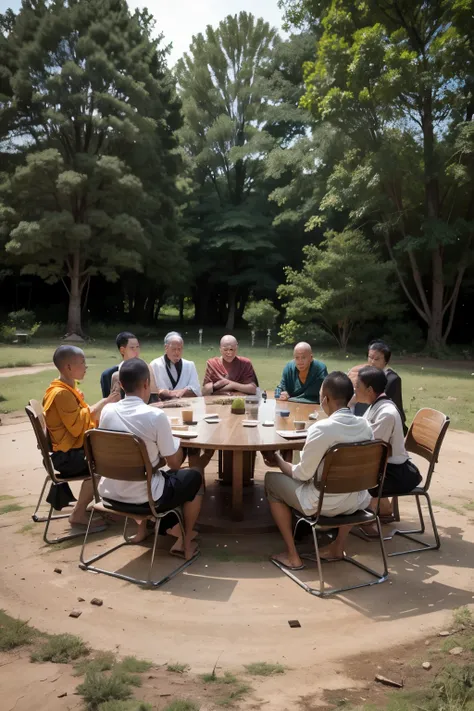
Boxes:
[1,414,474,710]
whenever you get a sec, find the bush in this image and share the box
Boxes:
[7,309,37,329]
[0,325,16,343]
[243,300,279,334]
[382,320,424,352]
[31,633,89,663]
[278,320,335,348]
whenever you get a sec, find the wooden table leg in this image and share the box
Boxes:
[231,450,244,521]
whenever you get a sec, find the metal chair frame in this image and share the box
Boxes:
[26,400,89,544]
[80,429,200,588]
[387,408,450,556]
[271,440,390,597]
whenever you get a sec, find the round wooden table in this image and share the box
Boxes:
[168,397,320,532]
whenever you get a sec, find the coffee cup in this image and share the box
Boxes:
[182,409,194,424]
[294,420,305,431]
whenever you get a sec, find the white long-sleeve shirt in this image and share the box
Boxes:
[292,408,373,515]
[363,396,408,464]
[149,356,201,396]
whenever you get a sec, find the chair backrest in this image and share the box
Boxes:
[25,399,56,480]
[84,429,156,510]
[316,440,389,515]
[405,408,450,488]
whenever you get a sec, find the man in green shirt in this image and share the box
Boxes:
[275,342,328,404]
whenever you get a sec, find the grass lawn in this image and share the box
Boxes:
[1,338,474,432]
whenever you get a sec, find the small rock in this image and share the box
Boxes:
[77,597,85,602]
[69,610,82,619]
[57,692,67,699]
[425,640,431,646]
[449,647,463,656]
[54,568,62,574]
[422,662,432,670]
[439,631,451,637]
[447,396,457,402]
[90,598,103,607]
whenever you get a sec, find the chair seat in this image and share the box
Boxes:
[393,486,426,497]
[96,500,154,518]
[298,508,376,528]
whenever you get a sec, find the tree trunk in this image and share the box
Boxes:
[225,286,237,330]
[66,253,84,336]
[427,248,444,350]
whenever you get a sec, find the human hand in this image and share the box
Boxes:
[263,451,279,467]
[214,378,229,390]
[173,389,186,398]
[107,389,121,404]
[279,391,289,401]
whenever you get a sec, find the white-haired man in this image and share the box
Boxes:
[150,332,201,399]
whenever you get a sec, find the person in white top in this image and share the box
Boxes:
[150,332,201,399]
[355,366,421,524]
[263,371,374,569]
[98,358,204,560]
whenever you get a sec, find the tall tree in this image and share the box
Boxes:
[176,12,283,329]
[279,0,474,350]
[0,0,183,335]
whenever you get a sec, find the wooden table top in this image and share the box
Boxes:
[165,397,323,451]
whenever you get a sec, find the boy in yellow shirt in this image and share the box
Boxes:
[43,345,119,528]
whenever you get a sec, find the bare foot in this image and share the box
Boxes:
[128,521,150,544]
[166,524,198,541]
[183,540,199,561]
[317,542,344,561]
[69,513,105,527]
[170,540,199,560]
[271,552,304,570]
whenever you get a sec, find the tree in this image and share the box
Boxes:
[0,0,183,335]
[279,0,474,350]
[278,230,401,350]
[243,299,279,334]
[176,12,283,329]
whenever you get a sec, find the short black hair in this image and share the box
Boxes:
[358,365,387,396]
[368,340,391,364]
[53,345,84,370]
[116,331,137,351]
[119,358,150,394]
[322,371,354,404]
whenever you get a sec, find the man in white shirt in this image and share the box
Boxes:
[263,371,374,569]
[355,366,421,523]
[150,332,201,399]
[98,358,203,560]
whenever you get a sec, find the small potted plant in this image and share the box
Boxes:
[231,397,245,415]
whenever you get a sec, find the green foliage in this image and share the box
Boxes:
[200,671,237,685]
[74,651,117,676]
[7,310,36,330]
[77,670,133,710]
[119,657,152,674]
[278,320,334,347]
[279,0,474,350]
[0,0,184,335]
[98,703,152,711]
[167,662,190,674]
[162,702,200,711]
[243,300,279,333]
[31,633,89,663]
[0,325,17,343]
[244,662,286,676]
[382,321,425,353]
[0,502,24,514]
[278,230,402,350]
[0,610,36,651]
[453,607,473,627]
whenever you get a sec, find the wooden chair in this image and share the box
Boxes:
[388,408,450,556]
[80,429,200,588]
[271,440,389,597]
[26,399,91,544]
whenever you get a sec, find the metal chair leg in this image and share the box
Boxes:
[389,492,440,556]
[79,508,200,588]
[32,477,73,524]
[43,502,88,545]
[271,517,389,597]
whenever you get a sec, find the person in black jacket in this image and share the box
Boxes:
[352,340,407,434]
[100,332,140,397]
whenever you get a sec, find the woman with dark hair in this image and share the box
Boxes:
[351,340,407,434]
